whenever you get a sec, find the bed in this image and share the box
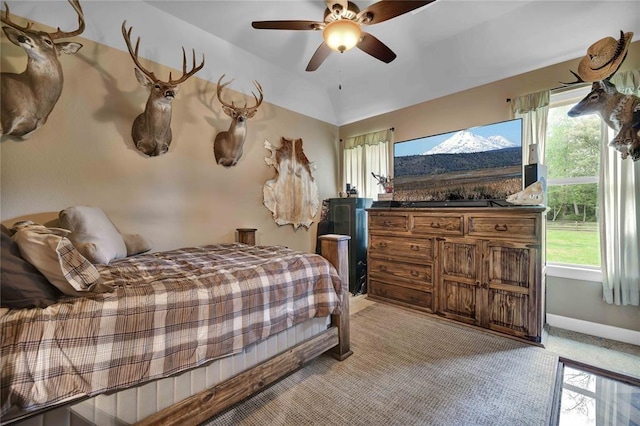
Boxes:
[1,219,351,426]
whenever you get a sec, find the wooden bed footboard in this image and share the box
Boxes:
[135,234,352,426]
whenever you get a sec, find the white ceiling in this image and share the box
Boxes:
[5,1,640,126]
[145,0,640,125]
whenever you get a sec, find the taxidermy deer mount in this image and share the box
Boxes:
[564,74,640,161]
[122,21,205,157]
[1,0,84,139]
[214,74,264,167]
[563,31,639,161]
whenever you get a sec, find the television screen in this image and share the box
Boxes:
[393,118,523,203]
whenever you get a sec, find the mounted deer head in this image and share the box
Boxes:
[1,0,84,139]
[214,74,263,167]
[122,21,204,157]
[565,76,640,161]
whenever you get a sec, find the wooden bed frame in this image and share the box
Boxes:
[6,233,351,426]
[138,233,352,426]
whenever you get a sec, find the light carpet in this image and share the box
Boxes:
[202,303,559,426]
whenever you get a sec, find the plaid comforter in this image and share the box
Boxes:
[1,243,343,416]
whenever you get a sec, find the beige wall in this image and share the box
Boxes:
[340,42,640,144]
[546,278,639,333]
[1,32,340,253]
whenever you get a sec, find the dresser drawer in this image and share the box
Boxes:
[467,215,538,239]
[369,280,434,312]
[412,214,464,236]
[369,235,434,260]
[369,212,410,233]
[369,258,433,289]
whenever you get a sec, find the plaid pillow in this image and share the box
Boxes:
[11,223,114,297]
[56,238,102,291]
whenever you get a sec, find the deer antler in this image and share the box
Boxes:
[121,20,160,83]
[122,21,204,86]
[247,80,264,111]
[559,70,586,86]
[49,0,85,40]
[168,47,205,85]
[1,2,35,32]
[216,74,263,110]
[216,74,237,108]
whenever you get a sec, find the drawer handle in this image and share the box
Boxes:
[494,224,509,232]
[379,265,388,272]
[378,242,388,248]
[430,222,440,228]
[410,270,420,277]
[384,221,393,227]
[410,245,420,251]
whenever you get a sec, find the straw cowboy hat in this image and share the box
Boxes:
[577,31,634,82]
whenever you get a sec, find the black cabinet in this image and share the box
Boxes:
[327,197,372,294]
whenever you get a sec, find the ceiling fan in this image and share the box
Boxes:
[251,0,435,71]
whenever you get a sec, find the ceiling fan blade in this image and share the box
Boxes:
[357,32,396,63]
[251,20,322,31]
[357,0,435,25]
[306,42,333,72]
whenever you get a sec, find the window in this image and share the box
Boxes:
[342,129,392,199]
[545,87,602,270]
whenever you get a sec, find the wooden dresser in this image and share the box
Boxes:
[367,207,546,343]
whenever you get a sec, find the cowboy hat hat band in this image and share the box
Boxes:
[577,31,633,82]
[590,34,627,70]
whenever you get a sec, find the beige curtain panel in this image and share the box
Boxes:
[511,90,550,165]
[342,129,393,199]
[600,70,640,306]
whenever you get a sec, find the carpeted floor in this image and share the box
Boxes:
[545,326,640,380]
[201,302,559,426]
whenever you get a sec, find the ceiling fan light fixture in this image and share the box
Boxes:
[323,19,361,53]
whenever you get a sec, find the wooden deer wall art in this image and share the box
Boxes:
[1,0,84,139]
[214,75,263,167]
[121,21,204,157]
[263,137,319,229]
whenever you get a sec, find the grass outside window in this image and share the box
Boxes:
[546,222,600,267]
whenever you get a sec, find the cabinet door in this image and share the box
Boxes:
[481,240,537,338]
[438,238,481,325]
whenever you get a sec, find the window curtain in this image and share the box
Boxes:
[342,129,393,199]
[599,69,640,306]
[511,90,550,165]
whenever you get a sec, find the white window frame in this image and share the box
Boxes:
[545,85,602,281]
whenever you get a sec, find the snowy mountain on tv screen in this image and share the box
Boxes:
[424,131,519,155]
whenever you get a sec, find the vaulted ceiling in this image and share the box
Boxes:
[5,1,640,126]
[145,0,640,125]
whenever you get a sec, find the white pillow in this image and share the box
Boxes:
[59,206,127,265]
[10,222,113,296]
[122,233,153,257]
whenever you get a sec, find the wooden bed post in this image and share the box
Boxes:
[236,228,257,245]
[319,234,353,360]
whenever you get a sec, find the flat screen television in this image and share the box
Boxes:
[393,118,523,204]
